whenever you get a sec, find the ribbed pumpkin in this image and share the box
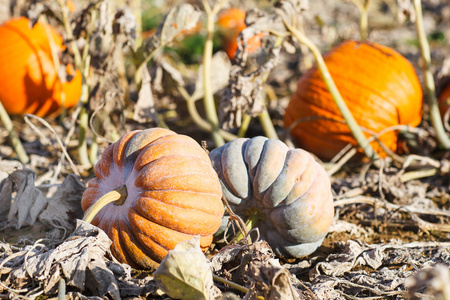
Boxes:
[0,17,82,117]
[284,40,423,161]
[209,136,334,258]
[81,128,224,269]
[217,8,263,59]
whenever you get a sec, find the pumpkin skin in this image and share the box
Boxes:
[284,40,423,161]
[81,128,224,269]
[217,8,263,59]
[209,136,334,258]
[0,17,82,117]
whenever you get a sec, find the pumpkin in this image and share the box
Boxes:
[81,128,224,269]
[217,8,263,59]
[0,17,82,117]
[209,136,334,258]
[439,82,450,121]
[284,40,423,161]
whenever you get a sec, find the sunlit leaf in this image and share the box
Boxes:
[154,237,217,300]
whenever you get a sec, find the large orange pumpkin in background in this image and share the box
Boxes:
[0,17,82,117]
[217,8,263,59]
[284,40,423,161]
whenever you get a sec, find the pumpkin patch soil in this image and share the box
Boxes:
[1,0,450,299]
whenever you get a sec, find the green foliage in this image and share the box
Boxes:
[165,33,223,65]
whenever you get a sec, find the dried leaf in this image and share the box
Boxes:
[0,159,22,185]
[26,1,60,26]
[396,0,416,23]
[244,241,299,300]
[295,240,450,298]
[0,173,13,217]
[1,221,124,299]
[274,0,309,29]
[154,236,219,300]
[136,4,201,66]
[160,59,186,87]
[86,2,127,132]
[38,174,86,231]
[406,264,450,299]
[0,170,84,233]
[310,240,385,279]
[328,219,374,239]
[244,8,286,35]
[210,244,245,273]
[158,4,201,46]
[219,40,281,130]
[1,169,48,229]
[112,7,137,49]
[133,67,158,124]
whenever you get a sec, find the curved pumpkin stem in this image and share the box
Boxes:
[83,185,128,224]
[233,207,264,243]
[413,0,450,149]
[283,20,379,162]
[348,0,370,41]
[201,0,228,147]
[176,85,238,141]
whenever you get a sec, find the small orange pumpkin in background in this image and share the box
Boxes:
[81,128,224,269]
[438,82,450,121]
[0,17,82,117]
[217,8,263,59]
[284,40,423,161]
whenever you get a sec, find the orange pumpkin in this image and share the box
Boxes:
[81,128,224,269]
[217,8,263,59]
[284,40,423,161]
[0,17,82,117]
[439,83,450,121]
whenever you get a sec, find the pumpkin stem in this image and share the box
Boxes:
[348,0,370,41]
[0,102,29,164]
[413,0,450,149]
[259,110,279,140]
[238,114,252,138]
[176,85,238,141]
[233,208,264,243]
[201,0,228,147]
[83,185,128,224]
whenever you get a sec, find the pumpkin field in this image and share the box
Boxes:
[1,0,450,299]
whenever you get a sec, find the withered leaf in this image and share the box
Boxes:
[1,221,124,299]
[158,4,201,46]
[0,170,85,232]
[136,4,201,67]
[154,237,219,300]
[244,241,300,300]
[2,169,48,229]
[133,66,158,124]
